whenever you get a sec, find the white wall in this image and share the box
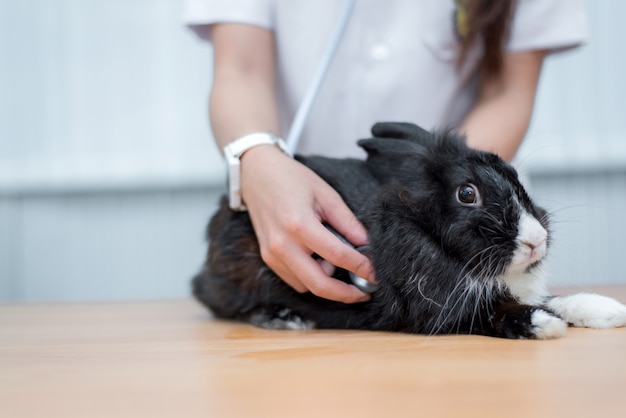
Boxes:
[1,0,625,302]
[520,0,626,173]
[0,0,225,301]
[518,0,626,287]
[0,0,224,193]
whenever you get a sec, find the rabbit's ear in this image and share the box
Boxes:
[371,122,432,145]
[357,138,427,182]
[357,137,425,158]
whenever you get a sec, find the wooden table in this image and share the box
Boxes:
[2,286,626,418]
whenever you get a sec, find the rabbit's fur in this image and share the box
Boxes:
[193,122,626,339]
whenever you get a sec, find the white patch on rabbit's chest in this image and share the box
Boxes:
[499,270,549,305]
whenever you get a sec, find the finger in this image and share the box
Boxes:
[286,253,371,303]
[317,259,336,276]
[260,233,339,294]
[318,189,369,248]
[261,252,308,293]
[264,239,369,303]
[303,222,376,285]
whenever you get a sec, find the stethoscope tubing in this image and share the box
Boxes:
[285,0,356,154]
[285,0,376,293]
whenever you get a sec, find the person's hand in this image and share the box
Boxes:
[240,144,376,303]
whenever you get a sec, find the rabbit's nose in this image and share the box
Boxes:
[521,237,546,250]
[518,213,548,248]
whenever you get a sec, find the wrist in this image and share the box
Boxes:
[224,132,291,211]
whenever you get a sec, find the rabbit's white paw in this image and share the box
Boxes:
[531,310,567,339]
[546,293,626,328]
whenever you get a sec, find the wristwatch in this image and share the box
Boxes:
[223,132,292,211]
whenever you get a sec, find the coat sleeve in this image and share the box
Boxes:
[507,0,590,54]
[182,0,273,41]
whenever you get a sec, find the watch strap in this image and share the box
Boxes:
[224,132,291,159]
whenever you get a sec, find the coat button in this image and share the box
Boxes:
[369,42,390,61]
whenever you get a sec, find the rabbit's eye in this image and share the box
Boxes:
[456,184,481,207]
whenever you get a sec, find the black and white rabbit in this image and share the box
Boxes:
[193,122,626,339]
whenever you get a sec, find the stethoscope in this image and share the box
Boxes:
[285,0,355,154]
[283,0,378,293]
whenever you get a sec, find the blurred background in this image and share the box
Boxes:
[0,0,624,302]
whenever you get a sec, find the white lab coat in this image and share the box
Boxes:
[183,0,588,158]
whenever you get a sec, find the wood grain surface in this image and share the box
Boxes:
[1,286,625,418]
